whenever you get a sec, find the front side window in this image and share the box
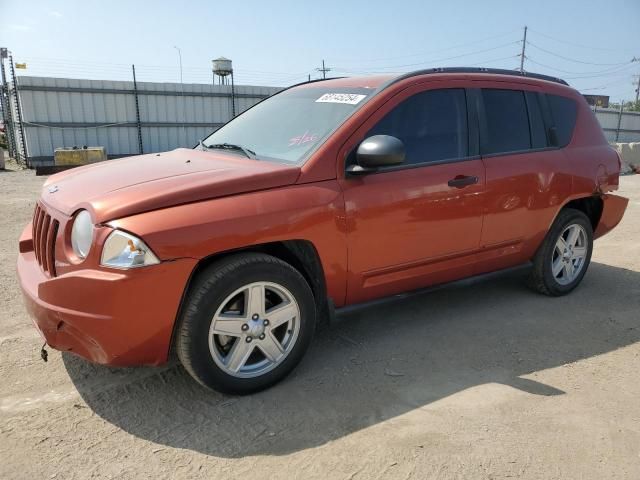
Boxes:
[365,88,468,165]
[481,89,531,154]
[201,87,373,164]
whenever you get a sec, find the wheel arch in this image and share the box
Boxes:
[168,240,329,359]
[559,195,604,232]
[531,194,603,265]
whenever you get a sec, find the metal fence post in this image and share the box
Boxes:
[132,64,143,154]
[0,50,17,160]
[8,54,29,167]
[615,102,624,142]
[230,71,236,118]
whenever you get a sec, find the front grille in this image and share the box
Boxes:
[32,203,59,277]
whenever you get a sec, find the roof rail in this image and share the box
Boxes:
[388,67,568,87]
[287,76,347,89]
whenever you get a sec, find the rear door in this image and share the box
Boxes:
[474,83,572,274]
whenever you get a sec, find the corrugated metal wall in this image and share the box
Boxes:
[17,76,281,165]
[14,76,640,166]
[593,108,640,143]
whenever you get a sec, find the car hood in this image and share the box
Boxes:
[42,149,301,223]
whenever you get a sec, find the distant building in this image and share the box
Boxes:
[583,94,609,108]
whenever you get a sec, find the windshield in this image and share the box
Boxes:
[201,87,374,164]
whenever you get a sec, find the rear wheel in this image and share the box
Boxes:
[528,208,593,296]
[176,253,316,394]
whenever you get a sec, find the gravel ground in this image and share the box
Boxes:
[1,166,639,480]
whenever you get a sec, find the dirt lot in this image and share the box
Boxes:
[1,167,639,480]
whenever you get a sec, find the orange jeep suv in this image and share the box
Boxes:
[17,68,628,394]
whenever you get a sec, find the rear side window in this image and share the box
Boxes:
[366,88,468,165]
[547,94,578,147]
[481,89,530,154]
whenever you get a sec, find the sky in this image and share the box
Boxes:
[1,0,639,101]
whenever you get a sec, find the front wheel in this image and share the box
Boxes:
[176,253,316,394]
[528,208,593,296]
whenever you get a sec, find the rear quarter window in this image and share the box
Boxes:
[547,94,578,147]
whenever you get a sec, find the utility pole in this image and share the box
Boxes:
[634,75,639,103]
[316,60,331,79]
[519,25,528,73]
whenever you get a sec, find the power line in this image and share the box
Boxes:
[9,32,639,97]
[17,56,311,77]
[466,54,520,67]
[524,57,637,76]
[14,57,313,86]
[574,76,637,91]
[14,62,309,87]
[335,41,520,73]
[563,65,637,80]
[526,42,632,66]
[328,29,521,64]
[527,28,636,53]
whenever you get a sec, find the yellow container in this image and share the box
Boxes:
[54,147,107,166]
[85,147,107,164]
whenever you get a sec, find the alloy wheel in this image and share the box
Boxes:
[551,223,588,285]
[208,281,301,378]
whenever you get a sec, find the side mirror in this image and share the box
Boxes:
[347,135,405,175]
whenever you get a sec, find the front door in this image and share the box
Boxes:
[338,85,485,304]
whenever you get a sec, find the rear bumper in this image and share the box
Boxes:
[594,194,629,239]
[17,225,197,366]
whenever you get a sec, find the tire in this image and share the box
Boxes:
[176,253,316,395]
[528,208,593,296]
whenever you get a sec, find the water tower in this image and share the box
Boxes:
[212,57,235,117]
[212,57,232,84]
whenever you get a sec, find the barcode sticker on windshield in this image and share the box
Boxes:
[316,93,366,105]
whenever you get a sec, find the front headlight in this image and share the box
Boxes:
[101,230,160,269]
[71,210,93,259]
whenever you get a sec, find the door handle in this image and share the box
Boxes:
[448,175,479,189]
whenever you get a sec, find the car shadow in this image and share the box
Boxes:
[63,261,640,458]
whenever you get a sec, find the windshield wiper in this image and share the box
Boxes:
[205,142,257,160]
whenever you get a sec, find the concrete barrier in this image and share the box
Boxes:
[613,142,640,174]
[629,143,640,173]
[54,146,107,166]
[0,148,5,170]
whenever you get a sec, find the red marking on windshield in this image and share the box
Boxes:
[289,131,318,147]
